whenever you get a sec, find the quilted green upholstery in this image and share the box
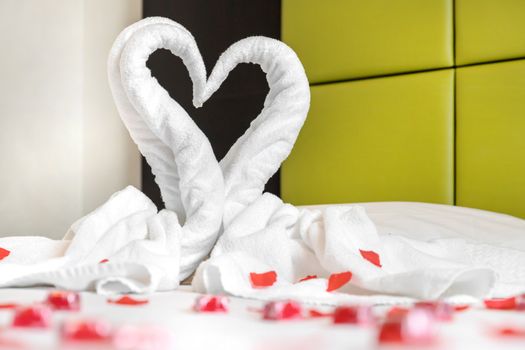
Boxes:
[457,60,525,218]
[281,0,525,218]
[282,0,453,83]
[282,70,454,205]
[456,0,525,65]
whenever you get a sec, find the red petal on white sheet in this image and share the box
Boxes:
[0,303,19,309]
[298,275,317,283]
[46,291,81,311]
[308,309,332,318]
[108,296,149,306]
[495,326,525,338]
[484,297,516,310]
[326,271,352,292]
[249,271,277,288]
[454,305,470,312]
[12,305,52,328]
[359,249,382,268]
[99,259,109,264]
[0,248,10,261]
[61,319,113,342]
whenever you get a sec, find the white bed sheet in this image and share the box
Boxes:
[0,287,524,350]
[303,201,525,247]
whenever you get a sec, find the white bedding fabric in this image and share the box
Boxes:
[0,17,524,306]
[194,197,525,305]
[0,288,524,350]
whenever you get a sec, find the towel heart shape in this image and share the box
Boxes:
[111,17,310,224]
[108,17,310,279]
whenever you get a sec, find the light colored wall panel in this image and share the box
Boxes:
[0,0,141,238]
[0,0,84,238]
[82,0,142,213]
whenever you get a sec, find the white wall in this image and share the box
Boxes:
[0,0,142,238]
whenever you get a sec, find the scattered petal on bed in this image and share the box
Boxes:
[359,249,381,268]
[12,305,52,328]
[193,295,229,313]
[379,308,436,344]
[108,296,149,306]
[484,297,516,310]
[0,303,19,309]
[46,291,81,311]
[454,305,470,312]
[249,271,277,288]
[332,305,375,325]
[298,275,317,283]
[495,326,525,338]
[61,319,113,342]
[0,248,10,261]
[263,301,302,321]
[326,271,352,292]
[308,309,332,318]
[99,259,109,264]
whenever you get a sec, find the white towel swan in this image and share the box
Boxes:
[108,18,224,280]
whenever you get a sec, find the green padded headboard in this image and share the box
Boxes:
[281,0,525,219]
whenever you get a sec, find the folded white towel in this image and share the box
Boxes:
[194,194,525,305]
[0,186,181,294]
[197,36,310,225]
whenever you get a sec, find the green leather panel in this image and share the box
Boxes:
[456,60,525,218]
[282,70,454,205]
[281,0,453,84]
[455,0,525,66]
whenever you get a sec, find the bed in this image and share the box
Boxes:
[2,1,525,349]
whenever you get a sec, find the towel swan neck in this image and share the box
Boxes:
[108,19,224,280]
[196,37,311,225]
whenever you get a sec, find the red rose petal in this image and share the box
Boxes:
[298,275,318,283]
[326,271,352,292]
[249,271,277,288]
[0,303,19,309]
[99,259,109,264]
[333,305,375,325]
[263,301,302,321]
[484,297,516,310]
[108,296,148,306]
[12,305,52,328]
[496,327,525,338]
[61,319,113,342]
[193,295,229,313]
[359,250,382,268]
[454,305,470,312]
[0,248,10,261]
[46,291,81,311]
[308,309,332,318]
